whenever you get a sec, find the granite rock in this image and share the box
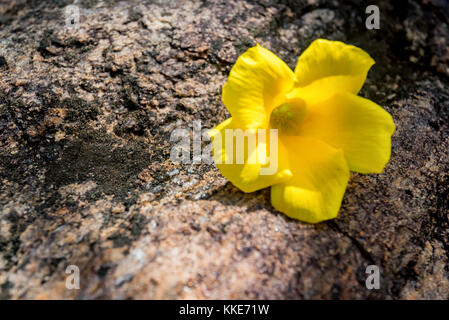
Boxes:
[0,0,448,299]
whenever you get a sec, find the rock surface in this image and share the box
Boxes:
[0,0,448,299]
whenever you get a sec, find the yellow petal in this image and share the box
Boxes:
[299,92,395,173]
[222,45,294,130]
[209,118,292,193]
[271,137,350,223]
[290,39,374,105]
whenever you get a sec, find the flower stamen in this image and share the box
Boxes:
[269,99,306,136]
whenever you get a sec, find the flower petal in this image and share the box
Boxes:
[300,92,395,173]
[271,137,350,223]
[223,45,294,129]
[290,39,374,105]
[209,118,293,193]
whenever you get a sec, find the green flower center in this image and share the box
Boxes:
[269,100,306,135]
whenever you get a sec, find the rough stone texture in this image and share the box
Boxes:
[0,0,448,299]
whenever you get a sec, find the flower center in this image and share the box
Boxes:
[269,99,306,135]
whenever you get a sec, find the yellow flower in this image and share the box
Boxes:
[209,39,395,223]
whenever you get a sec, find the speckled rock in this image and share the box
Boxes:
[0,0,448,299]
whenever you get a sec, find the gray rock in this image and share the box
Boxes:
[0,0,448,299]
